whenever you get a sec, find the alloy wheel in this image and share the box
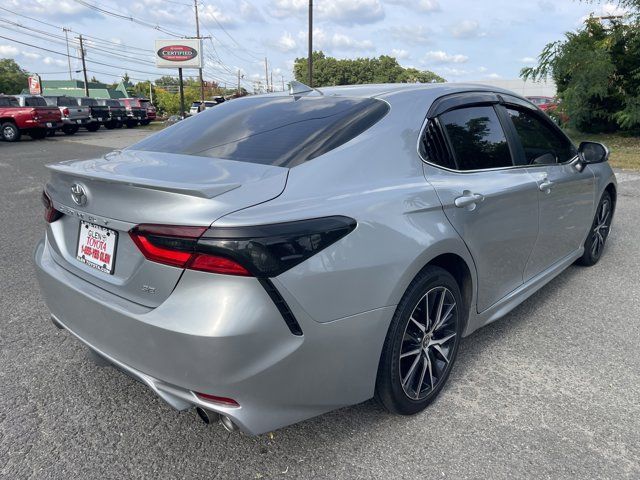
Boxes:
[3,125,16,140]
[591,198,611,258]
[399,286,458,400]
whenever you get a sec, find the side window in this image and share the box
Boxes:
[440,106,513,171]
[507,108,576,165]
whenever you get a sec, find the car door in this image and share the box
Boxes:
[421,101,540,313]
[501,105,596,280]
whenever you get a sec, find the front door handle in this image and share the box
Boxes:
[454,191,485,209]
[539,179,554,193]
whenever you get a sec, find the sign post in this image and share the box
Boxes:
[155,39,202,118]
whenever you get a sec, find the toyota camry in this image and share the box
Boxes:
[35,83,616,434]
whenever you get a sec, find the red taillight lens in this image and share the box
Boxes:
[62,107,70,117]
[129,224,251,276]
[194,392,240,408]
[41,190,62,223]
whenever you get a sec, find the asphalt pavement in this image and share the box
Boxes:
[1,129,639,479]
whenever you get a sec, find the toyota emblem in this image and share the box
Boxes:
[70,183,87,206]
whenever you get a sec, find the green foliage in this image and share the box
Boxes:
[522,18,640,132]
[0,58,29,95]
[154,85,202,115]
[293,51,445,87]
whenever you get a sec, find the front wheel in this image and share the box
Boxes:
[375,266,463,415]
[1,121,21,142]
[577,191,613,266]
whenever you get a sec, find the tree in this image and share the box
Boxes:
[0,59,29,95]
[293,51,445,87]
[522,17,640,132]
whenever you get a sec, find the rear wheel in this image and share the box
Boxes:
[577,191,613,266]
[140,119,150,126]
[62,125,79,135]
[1,122,20,142]
[104,121,115,130]
[29,129,47,140]
[86,123,100,132]
[376,266,463,415]
[125,120,138,128]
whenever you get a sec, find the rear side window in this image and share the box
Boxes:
[25,97,47,107]
[131,96,390,168]
[507,108,576,165]
[440,106,512,171]
[0,97,19,107]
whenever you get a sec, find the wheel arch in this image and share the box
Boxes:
[605,182,617,214]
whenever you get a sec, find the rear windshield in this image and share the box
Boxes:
[56,97,77,107]
[24,96,47,107]
[130,96,389,167]
[0,97,19,107]
[80,98,98,106]
[191,102,202,107]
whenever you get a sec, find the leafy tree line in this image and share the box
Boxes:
[522,1,640,132]
[0,59,29,95]
[294,51,445,87]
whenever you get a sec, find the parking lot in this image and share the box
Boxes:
[1,129,639,479]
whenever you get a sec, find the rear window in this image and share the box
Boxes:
[56,97,77,107]
[104,100,120,107]
[0,97,19,107]
[24,96,47,107]
[130,96,389,168]
[80,98,98,106]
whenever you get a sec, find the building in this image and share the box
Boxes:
[23,80,134,99]
[466,78,557,97]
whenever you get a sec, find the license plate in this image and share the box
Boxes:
[117,117,121,120]
[98,117,103,121]
[76,221,118,274]
[76,119,82,124]
[46,122,52,128]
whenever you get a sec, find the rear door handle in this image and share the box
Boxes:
[539,179,554,193]
[454,191,485,209]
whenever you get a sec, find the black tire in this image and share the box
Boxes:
[140,119,150,126]
[1,121,21,142]
[47,129,56,137]
[86,123,100,132]
[125,120,138,128]
[29,129,47,140]
[104,121,115,130]
[577,191,613,266]
[114,121,123,129]
[375,266,463,415]
[62,125,79,135]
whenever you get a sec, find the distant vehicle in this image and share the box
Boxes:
[43,96,90,135]
[95,99,127,129]
[0,95,61,141]
[12,94,62,137]
[189,101,203,115]
[526,96,569,124]
[118,98,147,128]
[75,98,110,132]
[138,99,156,125]
[527,96,556,111]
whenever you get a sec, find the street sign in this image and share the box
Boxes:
[155,39,202,69]
[28,75,42,95]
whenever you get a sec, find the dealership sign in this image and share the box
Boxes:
[155,39,202,69]
[28,75,42,95]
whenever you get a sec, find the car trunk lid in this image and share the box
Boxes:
[44,150,288,307]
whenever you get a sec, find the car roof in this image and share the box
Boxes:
[315,82,518,99]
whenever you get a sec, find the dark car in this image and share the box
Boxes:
[119,98,147,128]
[96,99,127,129]
[75,98,110,132]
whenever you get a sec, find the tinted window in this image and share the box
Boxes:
[131,96,390,168]
[507,108,576,165]
[440,106,512,170]
[80,98,98,106]
[0,97,19,107]
[25,96,47,107]
[57,97,77,107]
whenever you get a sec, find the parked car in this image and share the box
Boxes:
[189,101,203,115]
[43,96,90,135]
[34,84,616,435]
[12,94,62,137]
[75,97,109,132]
[118,98,147,128]
[95,99,127,129]
[138,99,156,125]
[527,95,569,124]
[0,94,61,141]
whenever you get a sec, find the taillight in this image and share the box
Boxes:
[194,392,240,407]
[129,216,356,277]
[62,107,70,117]
[41,190,63,223]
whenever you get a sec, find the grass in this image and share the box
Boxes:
[564,129,640,170]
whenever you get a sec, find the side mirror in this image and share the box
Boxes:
[578,141,609,164]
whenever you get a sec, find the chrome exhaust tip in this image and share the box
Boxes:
[220,415,239,433]
[195,407,219,425]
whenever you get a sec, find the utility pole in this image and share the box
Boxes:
[63,28,72,80]
[149,81,153,104]
[308,0,313,86]
[264,57,269,93]
[78,35,89,96]
[194,0,205,102]
[237,69,241,95]
[178,67,185,118]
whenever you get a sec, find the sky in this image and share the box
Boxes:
[0,0,630,91]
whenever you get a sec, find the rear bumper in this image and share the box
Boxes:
[62,118,89,125]
[34,237,392,434]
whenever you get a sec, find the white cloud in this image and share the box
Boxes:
[272,0,384,25]
[391,48,410,60]
[423,50,469,64]
[201,3,236,27]
[386,0,440,12]
[0,45,19,56]
[386,25,432,45]
[520,56,536,64]
[21,51,41,59]
[274,32,297,53]
[299,28,375,52]
[601,2,628,16]
[486,73,502,79]
[43,57,67,67]
[451,20,483,38]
